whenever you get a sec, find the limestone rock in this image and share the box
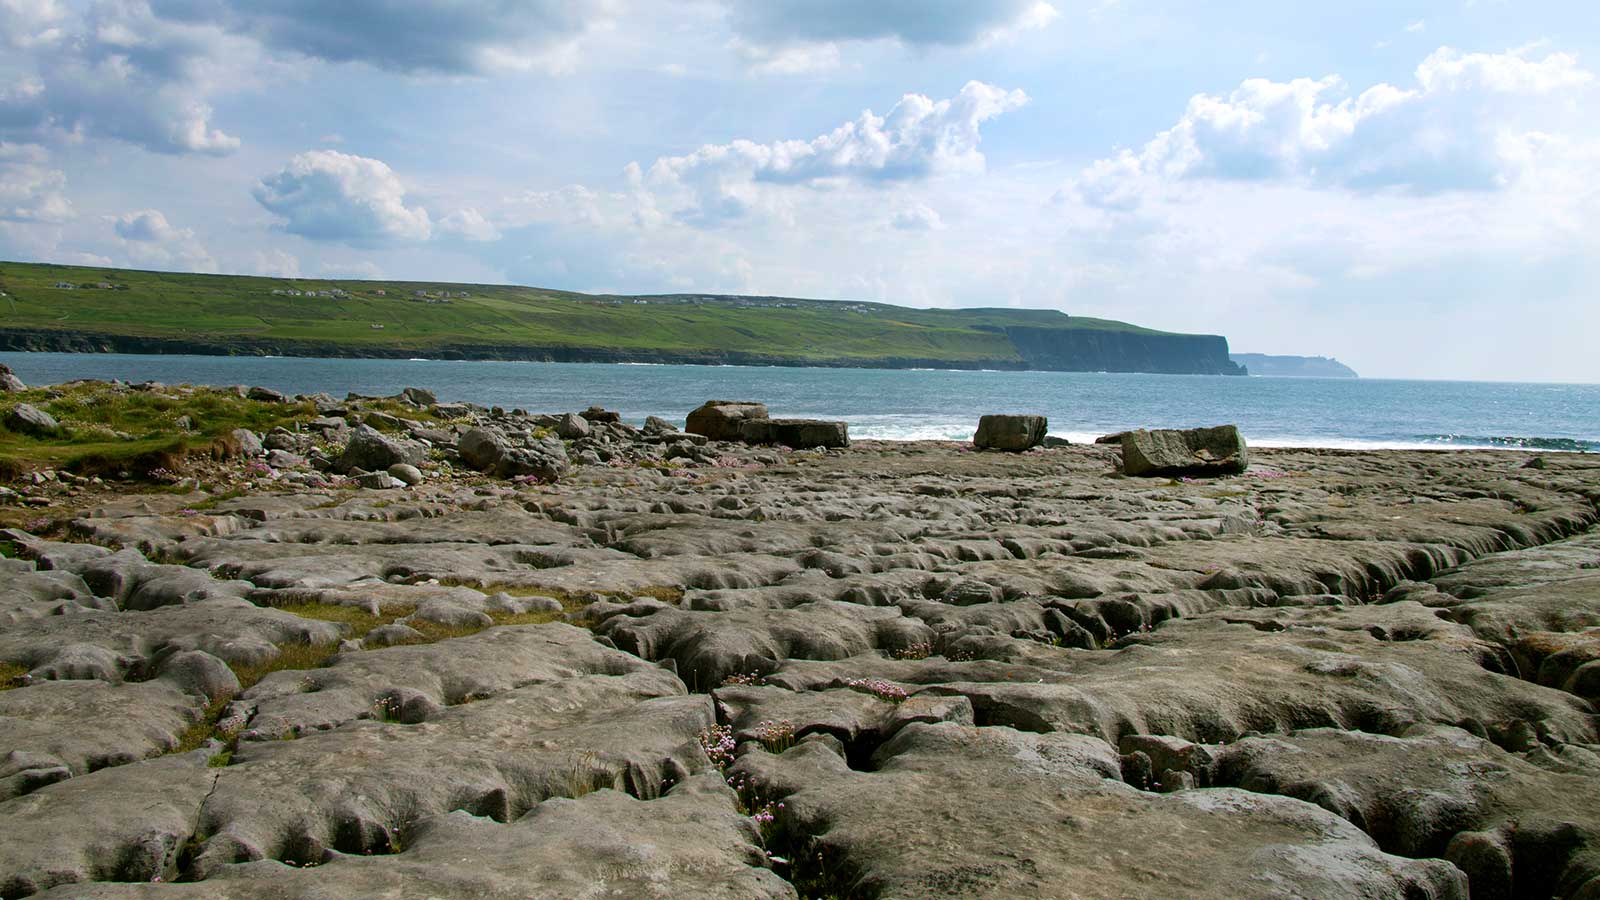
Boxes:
[973,414,1048,451]
[0,363,25,392]
[686,400,769,441]
[336,425,425,474]
[5,402,60,436]
[1120,425,1248,477]
[738,418,850,449]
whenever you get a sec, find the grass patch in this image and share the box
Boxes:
[273,599,572,649]
[0,258,1190,373]
[171,694,237,756]
[0,381,316,480]
[229,642,339,693]
[0,661,27,690]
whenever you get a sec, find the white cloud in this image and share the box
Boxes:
[0,1,247,155]
[1075,46,1596,207]
[320,259,383,279]
[636,81,1027,224]
[1404,20,1425,34]
[253,150,432,245]
[438,207,502,242]
[150,0,616,75]
[0,142,72,222]
[251,247,300,277]
[890,203,945,231]
[108,207,216,270]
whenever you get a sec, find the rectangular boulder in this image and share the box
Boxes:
[685,401,769,442]
[738,418,850,449]
[1120,425,1247,477]
[974,414,1048,451]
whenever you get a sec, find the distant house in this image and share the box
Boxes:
[54,281,76,289]
[370,323,385,330]
[374,289,386,296]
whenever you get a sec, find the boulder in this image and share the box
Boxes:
[352,472,405,490]
[738,418,849,450]
[5,402,60,436]
[643,415,676,434]
[0,363,25,392]
[387,463,424,485]
[1120,425,1247,477]
[337,424,426,473]
[495,444,569,482]
[973,414,1048,451]
[400,386,437,406]
[245,386,286,403]
[555,412,591,440]
[229,427,264,457]
[580,406,621,424]
[457,427,506,472]
[685,400,769,442]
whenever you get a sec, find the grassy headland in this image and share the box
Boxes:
[0,261,1243,374]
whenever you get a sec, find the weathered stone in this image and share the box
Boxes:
[5,402,59,436]
[738,417,850,449]
[1120,424,1248,476]
[973,414,1048,451]
[245,386,286,403]
[685,400,769,441]
[229,427,264,457]
[555,412,591,439]
[337,424,425,473]
[456,426,505,471]
[400,386,437,406]
[386,462,423,485]
[0,363,25,392]
[580,405,622,424]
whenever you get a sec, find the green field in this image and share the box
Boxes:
[0,260,1178,367]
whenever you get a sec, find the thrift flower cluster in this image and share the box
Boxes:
[698,723,735,769]
[845,678,908,703]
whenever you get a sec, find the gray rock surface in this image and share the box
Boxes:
[1121,424,1248,476]
[738,418,850,449]
[973,414,1048,451]
[2,435,1597,897]
[336,424,425,473]
[5,402,59,436]
[686,400,770,441]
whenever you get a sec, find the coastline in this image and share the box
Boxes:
[1,380,1597,897]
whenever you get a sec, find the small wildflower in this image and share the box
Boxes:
[754,719,795,753]
[891,641,932,661]
[721,671,764,686]
[845,678,908,703]
[698,724,736,769]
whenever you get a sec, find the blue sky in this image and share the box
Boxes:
[2,1,1596,382]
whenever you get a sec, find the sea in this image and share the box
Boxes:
[3,352,1596,453]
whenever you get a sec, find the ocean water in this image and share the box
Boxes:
[3,352,1596,452]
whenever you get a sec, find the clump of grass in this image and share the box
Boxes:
[171,694,238,755]
[274,598,570,649]
[0,661,28,690]
[273,601,411,640]
[229,642,338,693]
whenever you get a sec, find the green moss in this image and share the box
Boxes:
[0,661,27,690]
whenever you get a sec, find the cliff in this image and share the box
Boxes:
[0,260,1245,375]
[1231,354,1359,378]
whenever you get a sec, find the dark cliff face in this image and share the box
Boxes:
[1004,327,1246,375]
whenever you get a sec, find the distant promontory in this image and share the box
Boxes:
[1231,353,1359,378]
[0,261,1245,375]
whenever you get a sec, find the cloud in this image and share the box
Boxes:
[108,207,216,269]
[890,203,945,231]
[636,81,1027,224]
[437,207,502,242]
[722,1,1057,58]
[0,142,73,222]
[253,150,432,245]
[1076,46,1595,206]
[251,247,300,277]
[0,1,244,155]
[150,0,616,74]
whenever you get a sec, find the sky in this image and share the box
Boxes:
[1,1,1597,382]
